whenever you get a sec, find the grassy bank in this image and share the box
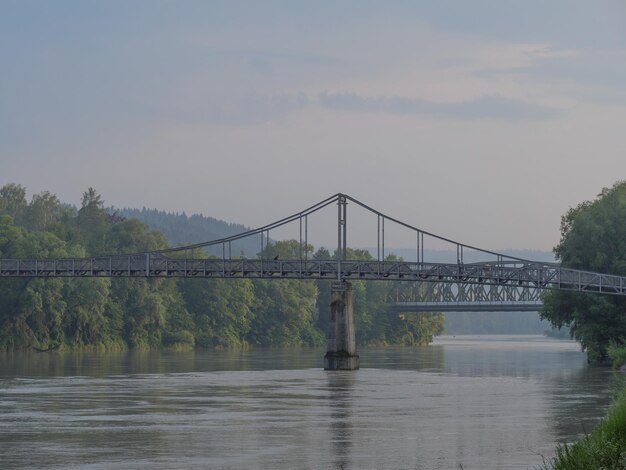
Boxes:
[541,387,626,469]
[608,343,626,370]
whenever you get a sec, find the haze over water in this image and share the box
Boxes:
[1,335,624,470]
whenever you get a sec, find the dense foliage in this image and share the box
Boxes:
[608,343,626,370]
[540,181,626,364]
[0,184,443,351]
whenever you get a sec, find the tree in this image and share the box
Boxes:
[105,219,189,349]
[0,216,71,349]
[181,278,255,349]
[249,279,323,346]
[541,181,626,364]
[249,240,323,346]
[77,187,108,254]
[22,191,62,231]
[0,183,27,222]
[62,278,112,348]
[105,218,168,253]
[258,239,314,259]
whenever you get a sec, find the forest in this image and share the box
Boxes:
[0,183,444,351]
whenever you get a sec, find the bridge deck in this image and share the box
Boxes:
[0,257,624,296]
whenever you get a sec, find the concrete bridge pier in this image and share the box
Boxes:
[324,281,360,370]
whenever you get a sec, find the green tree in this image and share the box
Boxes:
[106,220,187,349]
[0,216,70,349]
[258,239,314,259]
[541,181,626,364]
[0,183,27,222]
[181,278,255,349]
[76,187,108,254]
[105,218,168,253]
[248,240,324,347]
[250,279,323,346]
[389,312,445,346]
[62,278,113,348]
[112,278,166,349]
[22,191,62,231]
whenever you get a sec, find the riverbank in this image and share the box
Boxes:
[608,343,626,370]
[542,386,626,469]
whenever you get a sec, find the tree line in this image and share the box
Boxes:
[0,183,443,351]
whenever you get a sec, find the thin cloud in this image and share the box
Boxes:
[209,92,309,125]
[318,92,561,121]
[160,92,309,126]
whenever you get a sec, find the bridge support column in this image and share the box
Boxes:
[324,281,359,370]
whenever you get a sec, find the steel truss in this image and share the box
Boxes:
[388,281,542,312]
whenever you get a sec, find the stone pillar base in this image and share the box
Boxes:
[324,351,360,370]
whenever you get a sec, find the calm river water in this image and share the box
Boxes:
[1,335,624,470]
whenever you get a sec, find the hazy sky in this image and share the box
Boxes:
[2,1,626,251]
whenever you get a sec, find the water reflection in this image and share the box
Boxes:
[543,365,625,443]
[358,344,445,372]
[326,371,356,470]
[0,347,326,378]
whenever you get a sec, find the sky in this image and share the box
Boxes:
[2,0,626,252]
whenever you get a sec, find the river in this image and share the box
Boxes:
[1,335,624,469]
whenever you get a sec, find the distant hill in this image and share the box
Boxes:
[112,207,260,257]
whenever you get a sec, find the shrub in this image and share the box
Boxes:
[608,342,626,369]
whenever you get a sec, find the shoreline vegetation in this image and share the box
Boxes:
[608,344,626,370]
[541,385,626,470]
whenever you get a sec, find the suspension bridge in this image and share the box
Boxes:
[1,193,625,369]
[1,193,624,294]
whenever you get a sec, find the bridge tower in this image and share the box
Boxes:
[324,195,359,370]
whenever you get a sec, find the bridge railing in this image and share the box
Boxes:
[1,257,625,296]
